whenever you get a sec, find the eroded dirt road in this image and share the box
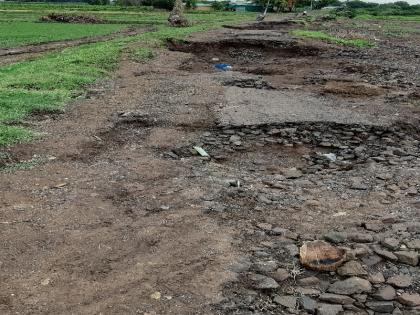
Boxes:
[1,18,420,315]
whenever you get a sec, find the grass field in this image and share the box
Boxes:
[356,14,420,22]
[0,22,126,48]
[291,29,373,47]
[0,6,254,146]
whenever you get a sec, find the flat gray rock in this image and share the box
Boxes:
[328,277,372,295]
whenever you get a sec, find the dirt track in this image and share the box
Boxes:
[0,18,420,314]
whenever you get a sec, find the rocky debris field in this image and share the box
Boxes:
[1,16,419,315]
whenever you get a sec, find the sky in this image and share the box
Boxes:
[363,0,420,3]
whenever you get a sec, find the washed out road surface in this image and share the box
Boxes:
[1,19,420,315]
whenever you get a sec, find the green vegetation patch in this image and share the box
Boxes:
[0,125,32,147]
[0,40,123,145]
[132,47,155,62]
[0,22,125,48]
[291,30,373,47]
[0,11,253,147]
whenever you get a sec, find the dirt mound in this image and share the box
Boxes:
[223,20,301,31]
[323,81,384,97]
[40,13,104,24]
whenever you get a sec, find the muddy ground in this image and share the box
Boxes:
[0,17,419,315]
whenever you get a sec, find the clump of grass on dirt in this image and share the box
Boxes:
[291,30,373,48]
[132,47,154,62]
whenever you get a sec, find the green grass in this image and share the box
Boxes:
[0,21,126,48]
[132,47,155,62]
[356,14,420,22]
[0,40,123,145]
[0,125,32,147]
[291,30,373,47]
[0,11,253,147]
[0,2,153,12]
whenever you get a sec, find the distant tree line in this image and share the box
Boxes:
[5,0,420,15]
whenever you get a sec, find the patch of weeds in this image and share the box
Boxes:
[3,155,50,172]
[291,29,374,47]
[0,125,32,146]
[132,47,155,62]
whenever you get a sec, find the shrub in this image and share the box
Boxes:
[186,0,197,9]
[211,1,228,11]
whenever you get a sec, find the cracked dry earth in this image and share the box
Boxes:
[1,19,420,315]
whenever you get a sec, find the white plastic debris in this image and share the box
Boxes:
[323,153,337,162]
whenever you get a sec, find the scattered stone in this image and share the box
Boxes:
[319,293,355,305]
[405,239,420,250]
[353,294,367,303]
[230,257,252,273]
[286,244,299,256]
[272,268,290,282]
[361,254,382,266]
[372,285,396,301]
[394,251,419,266]
[381,237,400,250]
[387,274,413,288]
[397,293,420,306]
[294,287,321,296]
[253,260,278,273]
[273,295,297,309]
[328,277,372,295]
[282,168,303,179]
[300,240,346,271]
[365,301,394,313]
[337,261,367,276]
[248,274,279,289]
[298,276,321,286]
[373,245,398,262]
[316,303,343,315]
[369,272,385,284]
[363,222,383,232]
[324,232,347,244]
[256,222,272,232]
[299,296,317,313]
[350,177,368,190]
[348,233,373,243]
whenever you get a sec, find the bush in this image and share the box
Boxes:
[87,0,110,5]
[335,7,357,18]
[211,1,228,11]
[142,0,175,9]
[186,0,197,9]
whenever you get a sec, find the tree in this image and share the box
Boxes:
[168,0,189,26]
[256,0,287,12]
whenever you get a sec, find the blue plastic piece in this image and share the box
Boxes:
[214,63,232,71]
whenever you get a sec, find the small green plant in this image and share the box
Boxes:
[291,29,374,47]
[133,47,155,62]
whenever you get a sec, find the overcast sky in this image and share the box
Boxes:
[363,0,420,3]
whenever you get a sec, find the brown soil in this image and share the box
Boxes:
[40,13,104,24]
[0,18,419,315]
